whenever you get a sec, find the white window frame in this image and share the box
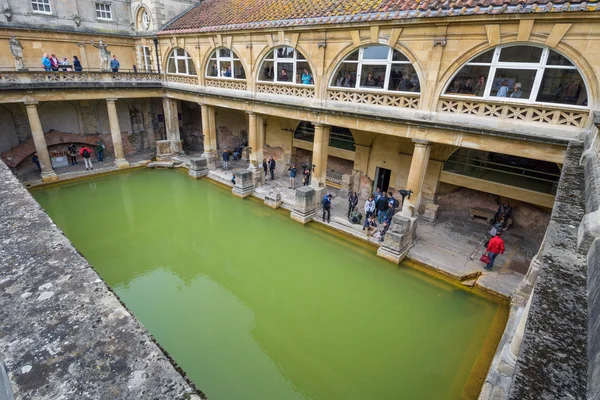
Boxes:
[138,46,152,72]
[258,47,314,86]
[205,48,245,80]
[141,10,151,30]
[31,0,52,14]
[443,44,588,108]
[167,48,196,76]
[329,45,419,93]
[95,3,112,20]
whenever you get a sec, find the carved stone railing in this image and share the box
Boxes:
[205,78,247,91]
[165,74,198,85]
[257,82,315,98]
[328,88,420,109]
[0,70,162,86]
[437,96,589,128]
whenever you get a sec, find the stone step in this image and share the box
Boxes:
[147,161,175,168]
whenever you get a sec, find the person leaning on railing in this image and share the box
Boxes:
[72,56,82,72]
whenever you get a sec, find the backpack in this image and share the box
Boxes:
[83,149,90,157]
[392,198,400,208]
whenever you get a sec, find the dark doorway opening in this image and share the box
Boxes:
[374,167,391,193]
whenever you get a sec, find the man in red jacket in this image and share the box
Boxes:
[485,232,505,270]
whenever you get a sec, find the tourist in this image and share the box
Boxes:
[378,220,390,242]
[302,166,310,186]
[348,191,358,218]
[384,201,395,223]
[68,143,78,165]
[363,195,376,231]
[110,55,120,72]
[262,158,268,177]
[365,214,377,237]
[231,173,236,186]
[496,80,509,97]
[485,232,505,270]
[268,156,276,180]
[493,202,512,228]
[280,68,289,81]
[222,150,230,170]
[376,191,389,223]
[96,140,104,162]
[322,193,333,223]
[388,191,399,209]
[363,73,377,87]
[288,164,297,189]
[460,78,473,93]
[42,53,51,71]
[224,66,232,77]
[73,56,83,72]
[50,54,59,71]
[398,74,414,91]
[61,57,69,71]
[473,75,485,96]
[80,146,93,171]
[374,187,382,202]
[337,71,353,88]
[301,69,312,85]
[32,152,40,172]
[510,82,523,98]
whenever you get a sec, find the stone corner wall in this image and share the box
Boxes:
[0,160,203,399]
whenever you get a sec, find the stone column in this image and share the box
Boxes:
[200,104,217,169]
[162,97,182,154]
[247,112,259,169]
[256,114,265,164]
[291,186,317,224]
[24,102,58,182]
[310,123,330,189]
[402,139,431,217]
[106,99,130,169]
[232,169,254,198]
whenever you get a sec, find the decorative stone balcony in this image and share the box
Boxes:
[437,96,589,129]
[328,88,420,109]
[205,78,248,91]
[0,70,163,90]
[256,82,315,98]
[165,74,198,85]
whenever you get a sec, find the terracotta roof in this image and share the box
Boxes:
[159,0,600,34]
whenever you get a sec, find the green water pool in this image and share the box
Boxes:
[33,169,501,400]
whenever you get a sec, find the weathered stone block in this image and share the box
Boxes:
[155,140,173,161]
[188,157,208,179]
[377,214,418,264]
[252,168,264,187]
[170,140,183,155]
[202,151,217,170]
[264,191,282,209]
[340,173,353,198]
[291,186,316,224]
[421,202,439,222]
[232,169,254,198]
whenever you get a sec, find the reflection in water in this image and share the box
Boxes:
[33,169,499,400]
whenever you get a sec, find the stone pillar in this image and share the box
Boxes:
[256,115,265,164]
[376,212,418,264]
[162,97,182,154]
[24,102,58,182]
[247,112,259,169]
[402,139,431,217]
[188,157,209,179]
[106,99,130,169]
[291,186,317,224]
[200,104,217,169]
[232,169,254,198]
[310,123,330,189]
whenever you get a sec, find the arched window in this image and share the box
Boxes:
[444,45,588,106]
[258,47,314,85]
[136,7,151,31]
[294,121,355,151]
[330,45,420,93]
[167,48,196,75]
[206,48,245,80]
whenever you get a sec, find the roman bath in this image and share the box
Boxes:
[0,1,599,399]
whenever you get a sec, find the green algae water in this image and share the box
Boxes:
[33,169,500,400]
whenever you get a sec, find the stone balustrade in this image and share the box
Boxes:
[0,70,163,88]
[205,77,248,91]
[165,74,198,85]
[256,82,315,98]
[327,88,420,109]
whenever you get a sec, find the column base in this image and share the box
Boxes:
[232,170,254,198]
[290,209,316,224]
[264,192,282,209]
[201,151,217,170]
[232,186,254,198]
[114,158,130,169]
[41,170,59,183]
[376,245,410,264]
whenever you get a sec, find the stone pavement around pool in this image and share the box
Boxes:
[206,164,535,299]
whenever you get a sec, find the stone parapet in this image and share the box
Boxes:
[291,186,317,224]
[189,157,209,178]
[264,191,282,209]
[232,169,254,198]
[377,213,418,264]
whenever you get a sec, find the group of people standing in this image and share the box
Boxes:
[483,202,512,270]
[41,53,120,72]
[66,141,105,171]
[360,187,399,241]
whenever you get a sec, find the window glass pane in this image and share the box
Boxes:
[498,46,542,63]
[491,69,537,98]
[233,60,245,79]
[547,50,574,66]
[219,61,232,77]
[177,59,186,74]
[332,64,357,88]
[167,58,176,74]
[209,51,217,60]
[207,61,218,77]
[345,50,359,61]
[187,60,196,75]
[276,47,294,59]
[392,50,408,62]
[297,62,313,85]
[359,65,386,88]
[219,48,231,58]
[536,69,587,106]
[276,62,293,82]
[296,51,306,60]
[265,50,274,60]
[470,50,494,63]
[362,46,389,60]
[260,61,274,81]
[389,64,419,92]
[445,65,490,96]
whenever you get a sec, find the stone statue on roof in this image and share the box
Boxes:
[9,36,26,71]
[91,40,111,70]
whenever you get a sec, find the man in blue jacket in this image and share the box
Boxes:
[222,150,230,170]
[322,194,332,223]
[110,55,120,72]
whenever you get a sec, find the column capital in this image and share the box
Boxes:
[24,101,38,107]
[412,138,430,147]
[106,98,118,103]
[313,122,329,128]
[247,111,256,117]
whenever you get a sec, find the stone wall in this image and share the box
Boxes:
[0,160,202,399]
[215,108,247,152]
